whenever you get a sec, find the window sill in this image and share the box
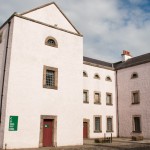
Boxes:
[132,131,142,133]
[106,104,113,106]
[94,130,102,133]
[43,85,58,90]
[132,103,140,105]
[106,130,113,133]
[94,102,101,105]
[83,101,89,104]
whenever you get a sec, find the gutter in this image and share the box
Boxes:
[0,21,11,123]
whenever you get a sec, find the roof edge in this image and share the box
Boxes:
[20,2,81,35]
[0,12,16,30]
[15,14,83,37]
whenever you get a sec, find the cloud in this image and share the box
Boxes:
[0,0,150,62]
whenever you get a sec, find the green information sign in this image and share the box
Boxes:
[9,116,18,131]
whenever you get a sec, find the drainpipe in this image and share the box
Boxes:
[116,70,119,137]
[0,21,11,123]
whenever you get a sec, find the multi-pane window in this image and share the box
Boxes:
[94,92,101,104]
[106,93,112,105]
[94,116,101,132]
[0,32,3,43]
[43,66,58,90]
[133,116,141,133]
[107,117,113,132]
[83,90,89,103]
[46,70,55,87]
[132,91,140,104]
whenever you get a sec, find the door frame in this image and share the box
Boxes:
[39,115,57,147]
[83,119,90,139]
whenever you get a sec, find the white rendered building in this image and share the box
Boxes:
[0,2,150,149]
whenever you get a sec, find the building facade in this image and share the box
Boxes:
[0,2,150,149]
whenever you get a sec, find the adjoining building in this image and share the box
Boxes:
[0,2,150,149]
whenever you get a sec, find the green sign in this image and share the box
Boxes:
[9,116,18,131]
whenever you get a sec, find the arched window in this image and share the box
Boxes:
[45,36,58,48]
[131,72,138,79]
[83,71,88,77]
[105,76,112,82]
[94,73,100,79]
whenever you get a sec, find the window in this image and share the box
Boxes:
[94,116,101,132]
[94,92,101,104]
[43,66,58,90]
[105,76,112,82]
[83,90,89,103]
[132,91,140,104]
[133,116,141,133]
[94,73,100,79]
[0,32,3,43]
[131,72,138,79]
[106,93,112,105]
[45,36,58,48]
[83,71,88,77]
[107,117,113,132]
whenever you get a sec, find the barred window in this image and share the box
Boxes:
[107,117,113,132]
[43,66,58,90]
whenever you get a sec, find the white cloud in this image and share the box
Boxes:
[0,0,150,62]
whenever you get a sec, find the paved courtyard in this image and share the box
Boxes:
[2,138,150,150]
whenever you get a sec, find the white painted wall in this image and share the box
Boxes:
[23,4,78,34]
[83,64,117,138]
[2,16,83,149]
[0,20,14,148]
[118,62,150,138]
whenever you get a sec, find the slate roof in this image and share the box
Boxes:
[84,53,150,70]
[114,53,150,70]
[83,57,114,70]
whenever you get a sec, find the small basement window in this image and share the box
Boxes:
[45,36,58,48]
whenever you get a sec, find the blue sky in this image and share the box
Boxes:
[0,0,150,62]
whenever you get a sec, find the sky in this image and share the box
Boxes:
[0,0,150,62]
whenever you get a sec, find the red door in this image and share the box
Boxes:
[83,122,88,139]
[43,119,54,147]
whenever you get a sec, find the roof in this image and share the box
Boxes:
[83,57,114,70]
[114,53,150,70]
[83,53,150,70]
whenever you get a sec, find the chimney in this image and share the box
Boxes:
[121,50,132,62]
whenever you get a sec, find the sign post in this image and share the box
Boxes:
[9,116,18,131]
